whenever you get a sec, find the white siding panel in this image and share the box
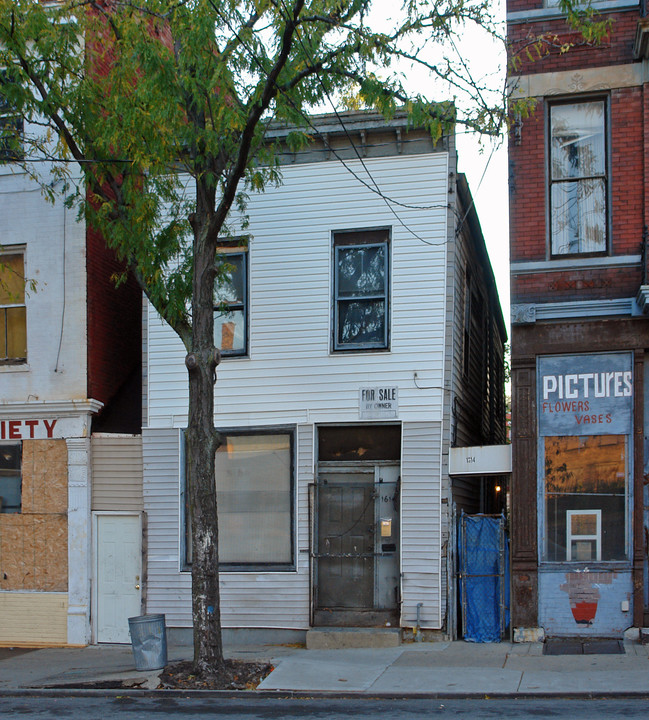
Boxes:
[91,435,143,512]
[142,428,191,624]
[147,153,450,428]
[400,421,443,630]
[143,426,311,629]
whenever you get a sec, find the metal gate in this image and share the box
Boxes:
[458,512,509,642]
[312,464,400,626]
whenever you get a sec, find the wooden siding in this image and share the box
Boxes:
[143,426,311,629]
[401,422,443,630]
[146,153,450,429]
[0,592,68,646]
[91,435,143,512]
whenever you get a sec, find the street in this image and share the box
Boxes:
[1,695,649,719]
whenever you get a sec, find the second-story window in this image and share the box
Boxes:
[214,244,248,357]
[333,229,390,351]
[0,71,23,162]
[549,99,607,256]
[0,252,27,364]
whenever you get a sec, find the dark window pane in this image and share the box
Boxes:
[338,299,385,345]
[0,443,21,513]
[337,245,385,297]
[319,425,401,461]
[215,253,244,305]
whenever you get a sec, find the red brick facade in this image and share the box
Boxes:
[86,223,141,427]
[508,1,649,635]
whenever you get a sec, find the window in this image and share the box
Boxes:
[543,435,627,562]
[0,71,23,162]
[0,443,21,513]
[549,100,607,255]
[0,252,27,363]
[333,229,389,351]
[185,430,294,568]
[214,244,247,356]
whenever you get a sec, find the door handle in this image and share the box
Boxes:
[135,584,140,590]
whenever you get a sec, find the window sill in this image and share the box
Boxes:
[181,564,297,573]
[508,0,638,24]
[539,561,631,571]
[332,347,391,355]
[0,362,29,373]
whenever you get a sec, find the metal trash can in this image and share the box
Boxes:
[128,614,168,671]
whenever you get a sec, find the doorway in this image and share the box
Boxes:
[95,513,142,643]
[313,463,400,626]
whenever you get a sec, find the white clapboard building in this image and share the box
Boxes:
[141,111,507,643]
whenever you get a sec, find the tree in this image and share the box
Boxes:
[0,0,514,678]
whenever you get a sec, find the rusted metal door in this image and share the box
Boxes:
[313,465,400,626]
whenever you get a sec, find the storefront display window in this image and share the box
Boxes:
[543,434,626,562]
[538,352,632,566]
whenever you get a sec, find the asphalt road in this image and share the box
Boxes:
[1,696,649,719]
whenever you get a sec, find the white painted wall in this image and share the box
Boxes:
[0,167,87,403]
[146,152,450,428]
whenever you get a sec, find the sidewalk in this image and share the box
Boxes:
[1,638,648,697]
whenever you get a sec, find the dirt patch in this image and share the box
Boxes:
[159,659,273,690]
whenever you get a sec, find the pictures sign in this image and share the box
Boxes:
[537,352,633,436]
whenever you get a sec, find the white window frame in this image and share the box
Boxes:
[566,509,602,562]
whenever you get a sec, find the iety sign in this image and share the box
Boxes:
[0,418,61,440]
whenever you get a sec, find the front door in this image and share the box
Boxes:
[96,514,142,643]
[313,464,400,626]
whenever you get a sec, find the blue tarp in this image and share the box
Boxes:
[459,513,510,643]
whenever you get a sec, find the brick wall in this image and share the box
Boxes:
[510,84,645,304]
[86,223,141,415]
[509,10,639,76]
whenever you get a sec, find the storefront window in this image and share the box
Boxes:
[543,435,627,562]
[184,429,294,568]
[538,352,633,565]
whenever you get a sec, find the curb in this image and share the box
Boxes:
[3,687,649,700]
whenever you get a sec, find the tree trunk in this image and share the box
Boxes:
[185,207,224,677]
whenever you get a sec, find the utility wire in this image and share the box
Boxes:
[211,0,458,247]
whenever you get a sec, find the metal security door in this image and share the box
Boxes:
[313,465,400,626]
[96,514,142,643]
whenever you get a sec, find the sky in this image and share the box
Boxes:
[457,129,510,330]
[370,0,511,329]
[452,5,510,331]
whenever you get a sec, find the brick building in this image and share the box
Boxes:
[508,0,649,637]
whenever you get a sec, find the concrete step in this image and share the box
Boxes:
[306,627,401,650]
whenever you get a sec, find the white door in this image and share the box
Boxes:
[96,514,142,643]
